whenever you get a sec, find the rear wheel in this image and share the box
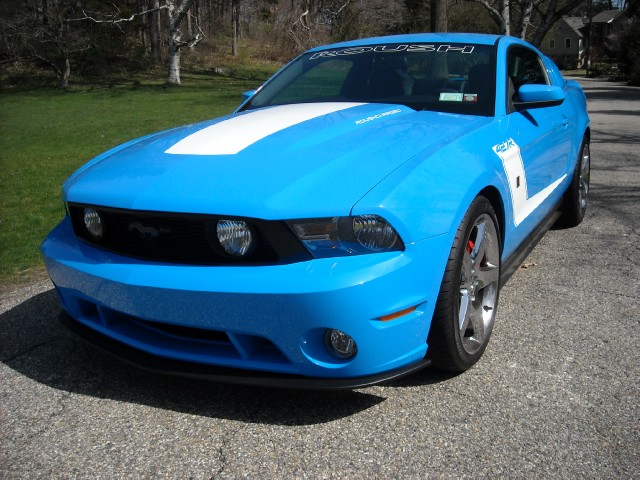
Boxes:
[428,196,501,372]
[559,138,590,227]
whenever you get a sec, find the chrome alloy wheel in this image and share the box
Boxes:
[458,213,500,355]
[578,143,590,214]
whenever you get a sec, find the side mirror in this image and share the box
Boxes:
[242,90,256,102]
[514,85,564,110]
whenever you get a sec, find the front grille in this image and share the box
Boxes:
[71,296,293,368]
[68,204,310,265]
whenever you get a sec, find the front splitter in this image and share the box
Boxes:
[59,311,431,390]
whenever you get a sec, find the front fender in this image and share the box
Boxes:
[351,120,511,247]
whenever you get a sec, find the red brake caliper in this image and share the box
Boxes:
[466,240,475,254]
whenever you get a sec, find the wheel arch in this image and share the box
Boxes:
[477,185,506,254]
[569,127,590,178]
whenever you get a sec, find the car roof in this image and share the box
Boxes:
[307,33,504,52]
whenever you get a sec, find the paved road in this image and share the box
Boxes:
[1,78,638,478]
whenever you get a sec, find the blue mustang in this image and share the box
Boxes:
[42,33,590,388]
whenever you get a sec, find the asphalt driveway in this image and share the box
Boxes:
[1,77,638,478]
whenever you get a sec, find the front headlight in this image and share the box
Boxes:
[352,214,399,251]
[289,215,403,258]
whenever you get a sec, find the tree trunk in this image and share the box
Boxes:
[59,56,70,89]
[584,0,593,72]
[150,0,162,65]
[207,0,213,34]
[519,0,533,39]
[167,34,181,84]
[35,0,45,23]
[232,0,238,56]
[165,0,195,85]
[186,7,193,37]
[500,0,510,36]
[430,0,448,32]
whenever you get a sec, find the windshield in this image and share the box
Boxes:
[242,43,496,116]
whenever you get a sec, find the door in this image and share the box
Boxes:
[498,46,571,228]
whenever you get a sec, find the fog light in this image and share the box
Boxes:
[325,329,357,359]
[83,208,104,239]
[216,219,254,257]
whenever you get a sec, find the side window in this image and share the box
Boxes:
[508,48,548,91]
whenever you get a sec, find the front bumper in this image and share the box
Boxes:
[42,217,451,384]
[60,310,431,389]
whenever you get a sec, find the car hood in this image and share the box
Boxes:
[64,102,489,218]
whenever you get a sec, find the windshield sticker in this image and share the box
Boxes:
[355,108,402,125]
[463,94,478,102]
[310,44,475,60]
[439,92,463,102]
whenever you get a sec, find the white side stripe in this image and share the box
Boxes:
[165,102,364,155]
[493,138,566,226]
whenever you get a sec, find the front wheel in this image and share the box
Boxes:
[428,196,501,372]
[559,138,590,227]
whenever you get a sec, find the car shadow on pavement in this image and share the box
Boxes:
[0,289,450,425]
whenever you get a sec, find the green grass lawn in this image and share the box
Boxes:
[0,69,272,285]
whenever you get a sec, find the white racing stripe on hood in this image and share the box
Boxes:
[165,102,365,155]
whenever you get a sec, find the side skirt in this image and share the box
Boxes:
[500,203,562,288]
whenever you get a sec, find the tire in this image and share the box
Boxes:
[559,138,590,228]
[428,196,501,372]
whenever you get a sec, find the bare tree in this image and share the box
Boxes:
[1,0,93,88]
[528,0,589,47]
[166,0,199,83]
[467,0,584,45]
[69,0,203,84]
[469,0,511,34]
[283,0,357,52]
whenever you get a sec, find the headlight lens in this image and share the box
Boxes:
[353,214,399,251]
[83,208,104,239]
[290,215,402,258]
[216,219,255,257]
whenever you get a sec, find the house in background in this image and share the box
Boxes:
[590,9,628,59]
[541,17,586,69]
[540,9,627,70]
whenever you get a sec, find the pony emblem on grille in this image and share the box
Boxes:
[128,222,170,240]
